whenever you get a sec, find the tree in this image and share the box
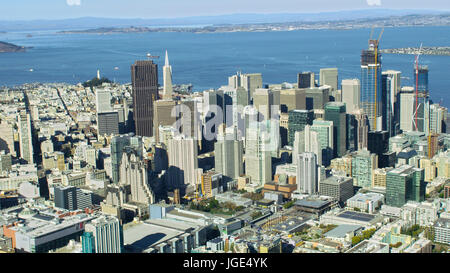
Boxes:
[352,236,362,246]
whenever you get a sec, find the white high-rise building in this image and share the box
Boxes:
[168,135,198,187]
[96,89,113,113]
[83,215,123,253]
[297,152,318,194]
[215,126,244,181]
[245,121,272,186]
[400,87,415,132]
[18,111,34,164]
[304,125,322,166]
[163,50,173,100]
[341,79,360,113]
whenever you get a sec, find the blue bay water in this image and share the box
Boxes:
[0,26,449,108]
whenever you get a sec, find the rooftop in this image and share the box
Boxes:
[324,224,362,238]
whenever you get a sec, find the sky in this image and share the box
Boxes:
[2,0,450,20]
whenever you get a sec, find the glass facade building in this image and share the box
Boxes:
[288,110,314,147]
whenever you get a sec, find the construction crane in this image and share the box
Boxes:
[414,43,424,132]
[370,27,384,131]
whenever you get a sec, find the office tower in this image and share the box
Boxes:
[253,88,274,120]
[201,171,223,198]
[245,121,272,186]
[304,126,322,166]
[0,120,15,156]
[0,152,12,173]
[176,99,201,139]
[319,176,354,203]
[310,120,334,166]
[54,185,93,211]
[386,165,425,207]
[297,152,318,194]
[288,109,314,146]
[429,104,447,134]
[216,88,233,125]
[298,72,315,88]
[168,135,198,187]
[305,86,330,110]
[320,68,338,92]
[351,149,378,189]
[382,70,401,136]
[341,79,360,114]
[18,110,34,164]
[119,147,155,205]
[292,131,305,166]
[360,40,382,131]
[372,168,393,188]
[367,131,389,156]
[83,216,123,253]
[97,112,120,137]
[96,89,113,113]
[163,50,173,100]
[214,127,244,181]
[399,87,416,132]
[280,89,306,112]
[241,73,263,103]
[412,66,431,133]
[228,72,241,89]
[324,102,347,157]
[111,135,143,184]
[153,100,177,143]
[131,60,158,137]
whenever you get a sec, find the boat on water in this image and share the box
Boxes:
[29,69,34,72]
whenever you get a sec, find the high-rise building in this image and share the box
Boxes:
[119,147,155,205]
[279,88,306,113]
[298,72,315,88]
[351,149,378,189]
[412,65,431,133]
[163,50,173,100]
[360,40,382,131]
[153,100,177,143]
[320,68,338,92]
[96,89,113,113]
[367,131,389,156]
[310,119,334,166]
[18,110,34,164]
[253,88,274,120]
[296,152,318,194]
[288,110,314,147]
[111,134,143,184]
[386,165,425,207]
[341,79,360,114]
[0,120,15,157]
[304,126,322,166]
[319,175,354,203]
[97,112,120,137]
[400,86,415,132]
[168,135,198,187]
[352,109,369,151]
[305,86,330,110]
[429,104,447,134]
[214,126,244,182]
[245,121,273,186]
[131,60,158,137]
[54,185,93,211]
[325,102,347,157]
[229,72,263,104]
[82,215,123,253]
[382,70,401,136]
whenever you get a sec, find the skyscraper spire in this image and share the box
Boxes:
[165,50,169,67]
[163,50,173,100]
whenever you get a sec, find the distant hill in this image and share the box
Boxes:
[0,9,447,31]
[0,41,27,53]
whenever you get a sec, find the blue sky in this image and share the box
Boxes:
[2,0,450,20]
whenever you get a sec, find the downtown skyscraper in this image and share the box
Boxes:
[360,39,383,131]
[131,60,158,137]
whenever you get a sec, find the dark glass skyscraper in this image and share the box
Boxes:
[325,102,347,158]
[131,60,158,137]
[360,40,382,131]
[288,110,314,146]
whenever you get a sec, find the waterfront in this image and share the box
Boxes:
[1,26,449,107]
